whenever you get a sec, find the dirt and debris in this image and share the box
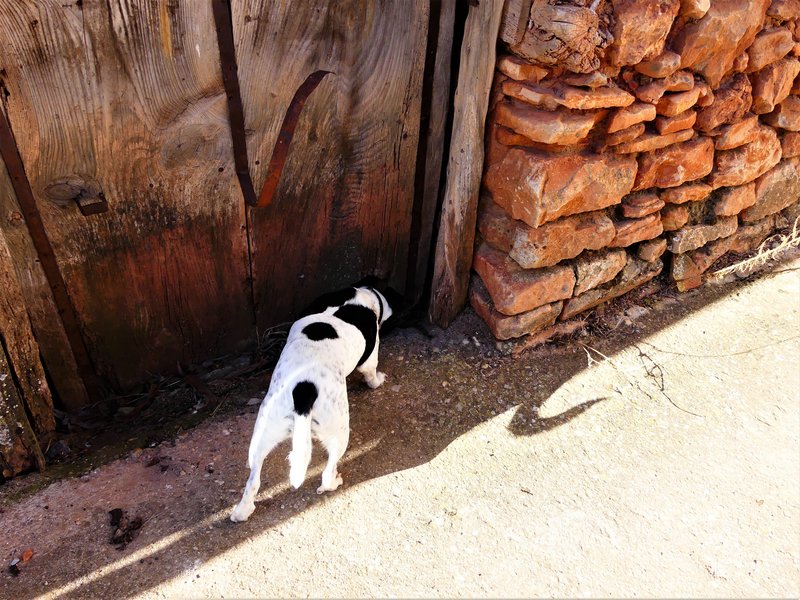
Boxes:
[108,509,143,550]
[7,548,32,577]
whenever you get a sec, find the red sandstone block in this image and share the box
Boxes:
[741,159,800,222]
[634,137,714,190]
[484,147,637,227]
[477,198,616,269]
[654,110,696,135]
[609,214,664,248]
[671,235,734,281]
[472,243,575,315]
[750,57,800,114]
[613,129,694,154]
[637,238,667,262]
[621,192,664,218]
[694,74,752,133]
[713,183,756,217]
[573,249,628,295]
[708,125,781,189]
[661,204,690,231]
[660,183,712,205]
[712,114,760,150]
[607,102,657,133]
[560,256,663,320]
[470,277,562,340]
[781,132,800,158]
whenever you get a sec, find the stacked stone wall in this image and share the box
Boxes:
[471,0,800,340]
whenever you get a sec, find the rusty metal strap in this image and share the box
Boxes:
[0,107,102,402]
[257,69,332,208]
[212,0,257,207]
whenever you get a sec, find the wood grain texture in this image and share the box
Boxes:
[0,231,50,478]
[500,0,533,46]
[0,342,45,478]
[0,0,253,390]
[0,228,54,436]
[0,133,90,411]
[233,0,430,327]
[429,0,504,326]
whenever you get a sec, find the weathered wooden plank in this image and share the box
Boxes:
[0,231,49,479]
[500,0,534,46]
[406,0,457,304]
[0,230,55,437]
[0,130,90,411]
[0,1,254,389]
[0,342,45,479]
[233,0,430,326]
[429,0,505,326]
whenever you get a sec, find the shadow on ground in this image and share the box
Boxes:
[0,271,789,598]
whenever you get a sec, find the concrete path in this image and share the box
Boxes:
[1,262,799,598]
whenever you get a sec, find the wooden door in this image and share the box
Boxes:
[233,0,431,327]
[0,0,253,390]
[0,0,447,399]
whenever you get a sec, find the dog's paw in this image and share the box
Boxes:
[366,371,386,389]
[316,475,343,494]
[230,501,255,523]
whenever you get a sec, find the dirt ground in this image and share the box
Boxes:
[1,259,799,598]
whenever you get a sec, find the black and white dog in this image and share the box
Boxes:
[231,286,393,522]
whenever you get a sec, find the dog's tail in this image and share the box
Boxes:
[288,414,313,488]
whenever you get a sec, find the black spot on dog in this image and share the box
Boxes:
[302,322,338,341]
[333,304,377,366]
[292,381,318,415]
[299,287,357,318]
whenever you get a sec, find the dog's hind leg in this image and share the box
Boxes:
[230,418,287,522]
[316,424,349,494]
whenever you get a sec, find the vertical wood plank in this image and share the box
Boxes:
[499,0,533,46]
[0,133,90,410]
[233,0,429,326]
[406,0,457,304]
[0,230,50,478]
[0,228,54,437]
[0,0,254,389]
[0,343,45,479]
[429,0,505,326]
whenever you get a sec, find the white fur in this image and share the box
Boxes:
[230,287,391,522]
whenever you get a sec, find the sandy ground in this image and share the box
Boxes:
[1,261,799,598]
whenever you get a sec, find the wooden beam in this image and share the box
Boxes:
[428,0,505,327]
